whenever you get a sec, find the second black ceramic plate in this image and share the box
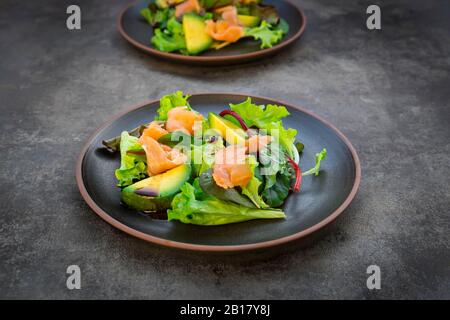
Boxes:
[118,0,306,65]
[76,93,360,252]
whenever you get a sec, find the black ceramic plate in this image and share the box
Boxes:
[118,0,306,65]
[76,94,360,252]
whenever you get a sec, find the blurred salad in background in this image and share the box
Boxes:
[140,0,290,55]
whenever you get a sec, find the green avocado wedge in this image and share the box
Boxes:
[121,164,192,211]
[208,112,247,145]
[237,15,261,28]
[183,13,213,55]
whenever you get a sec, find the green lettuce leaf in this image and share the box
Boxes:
[151,17,186,53]
[115,132,147,187]
[241,155,269,208]
[244,20,286,49]
[230,98,298,156]
[168,183,285,226]
[140,6,172,28]
[266,122,298,157]
[302,148,327,176]
[155,91,191,121]
[230,98,289,127]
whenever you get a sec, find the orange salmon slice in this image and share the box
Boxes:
[165,106,204,135]
[212,145,252,189]
[140,136,187,176]
[175,0,201,18]
[139,121,168,143]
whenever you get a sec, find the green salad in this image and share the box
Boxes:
[103,92,327,226]
[140,0,289,55]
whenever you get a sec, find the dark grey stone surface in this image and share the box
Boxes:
[0,0,449,299]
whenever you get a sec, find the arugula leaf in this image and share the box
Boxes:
[302,148,327,176]
[168,183,285,226]
[241,155,269,208]
[230,98,298,156]
[245,21,285,49]
[151,17,186,53]
[115,132,147,187]
[155,91,191,121]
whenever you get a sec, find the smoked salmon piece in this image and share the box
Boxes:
[139,121,168,143]
[140,135,187,176]
[206,6,244,43]
[175,0,201,18]
[215,6,240,26]
[212,145,252,189]
[205,20,244,43]
[165,106,204,135]
[245,135,272,154]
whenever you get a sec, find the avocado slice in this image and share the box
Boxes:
[121,164,192,211]
[208,113,247,145]
[183,13,213,55]
[155,0,169,9]
[201,0,234,9]
[237,15,261,28]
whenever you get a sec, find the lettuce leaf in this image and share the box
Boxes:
[302,148,327,176]
[245,21,286,49]
[266,122,298,157]
[230,98,289,127]
[230,98,298,156]
[115,132,147,187]
[241,155,269,208]
[168,183,285,226]
[151,17,186,53]
[155,91,191,121]
[140,7,172,28]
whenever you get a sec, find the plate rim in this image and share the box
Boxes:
[117,0,307,64]
[75,93,361,252]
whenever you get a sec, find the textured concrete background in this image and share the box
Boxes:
[0,0,449,299]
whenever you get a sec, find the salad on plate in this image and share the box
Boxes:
[103,92,327,226]
[140,0,290,55]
